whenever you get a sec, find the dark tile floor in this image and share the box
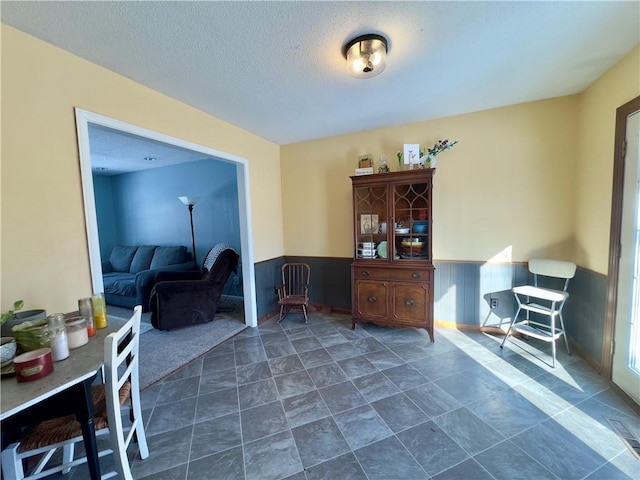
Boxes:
[76,312,640,479]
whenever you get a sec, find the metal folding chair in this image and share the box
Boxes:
[501,258,576,367]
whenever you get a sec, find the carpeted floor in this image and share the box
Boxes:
[107,305,154,334]
[107,296,247,390]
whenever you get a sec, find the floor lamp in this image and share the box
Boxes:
[179,196,200,269]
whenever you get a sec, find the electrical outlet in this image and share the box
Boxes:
[490,298,499,309]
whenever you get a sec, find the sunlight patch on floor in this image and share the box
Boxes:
[460,330,624,460]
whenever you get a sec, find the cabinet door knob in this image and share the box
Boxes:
[368,296,377,303]
[412,272,421,279]
[405,299,414,307]
[361,271,370,276]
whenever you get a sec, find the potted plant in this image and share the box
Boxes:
[1,300,24,325]
[2,301,46,334]
[1,300,23,366]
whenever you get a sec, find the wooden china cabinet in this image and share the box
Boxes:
[350,169,434,341]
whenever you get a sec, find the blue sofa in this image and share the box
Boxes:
[102,245,195,311]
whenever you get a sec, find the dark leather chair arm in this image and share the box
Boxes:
[154,270,202,283]
[134,262,196,289]
[135,262,198,311]
[152,280,214,296]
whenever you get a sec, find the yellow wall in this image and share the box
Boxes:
[1,25,284,313]
[281,46,640,274]
[2,22,638,315]
[575,45,640,274]
[282,96,579,263]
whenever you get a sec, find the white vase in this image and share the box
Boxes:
[429,155,438,169]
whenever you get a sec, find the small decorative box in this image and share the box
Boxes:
[355,167,374,176]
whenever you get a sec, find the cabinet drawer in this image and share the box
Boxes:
[354,281,388,320]
[354,266,431,282]
[392,283,430,324]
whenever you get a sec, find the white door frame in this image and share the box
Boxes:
[74,108,258,328]
[611,109,640,402]
[605,96,640,394]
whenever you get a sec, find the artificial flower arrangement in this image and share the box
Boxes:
[428,139,458,156]
[420,139,458,168]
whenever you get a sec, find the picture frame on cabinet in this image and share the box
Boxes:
[358,154,373,169]
[403,144,420,165]
[360,214,379,234]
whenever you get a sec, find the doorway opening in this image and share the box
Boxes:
[74,108,258,328]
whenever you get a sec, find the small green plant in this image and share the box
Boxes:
[1,300,24,325]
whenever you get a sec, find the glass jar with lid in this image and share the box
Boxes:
[47,313,69,361]
[78,297,96,336]
[65,317,89,349]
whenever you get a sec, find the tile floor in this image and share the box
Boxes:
[76,313,639,479]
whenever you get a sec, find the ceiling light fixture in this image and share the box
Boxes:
[343,34,388,79]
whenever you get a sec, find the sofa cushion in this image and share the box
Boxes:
[129,246,157,274]
[150,246,188,269]
[103,272,136,296]
[109,246,138,273]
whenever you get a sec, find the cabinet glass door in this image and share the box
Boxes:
[354,185,387,259]
[393,182,430,260]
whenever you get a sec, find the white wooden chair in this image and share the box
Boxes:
[500,259,577,367]
[1,305,149,479]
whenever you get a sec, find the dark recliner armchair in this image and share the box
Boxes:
[149,244,240,330]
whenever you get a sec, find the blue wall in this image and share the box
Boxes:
[94,159,241,271]
[93,175,119,260]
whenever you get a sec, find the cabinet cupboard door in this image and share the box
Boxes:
[355,281,388,319]
[392,283,429,324]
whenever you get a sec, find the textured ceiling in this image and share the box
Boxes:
[88,124,209,175]
[2,1,639,170]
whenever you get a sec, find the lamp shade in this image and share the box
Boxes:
[179,196,200,206]
[344,34,388,79]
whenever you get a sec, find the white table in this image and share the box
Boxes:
[1,324,119,480]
